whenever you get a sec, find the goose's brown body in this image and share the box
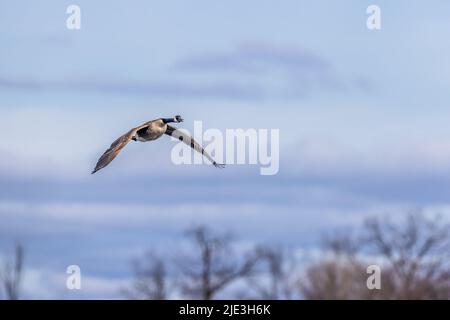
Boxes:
[135,119,167,142]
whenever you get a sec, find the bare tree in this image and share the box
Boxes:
[178,225,258,300]
[363,212,450,299]
[0,244,24,300]
[299,212,450,300]
[245,246,298,300]
[122,251,168,300]
[299,244,373,299]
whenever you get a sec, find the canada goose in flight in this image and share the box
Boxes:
[92,115,224,174]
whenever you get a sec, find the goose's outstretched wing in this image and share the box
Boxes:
[92,123,150,174]
[165,125,225,168]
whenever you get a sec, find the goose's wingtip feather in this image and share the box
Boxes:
[213,163,226,169]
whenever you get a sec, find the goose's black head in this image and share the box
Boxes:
[174,115,183,123]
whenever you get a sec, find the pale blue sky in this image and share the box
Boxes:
[1,0,450,298]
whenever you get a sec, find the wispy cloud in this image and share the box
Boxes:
[0,77,263,101]
[0,43,369,101]
[174,43,331,74]
[172,43,366,96]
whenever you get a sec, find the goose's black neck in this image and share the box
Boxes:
[162,117,175,124]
